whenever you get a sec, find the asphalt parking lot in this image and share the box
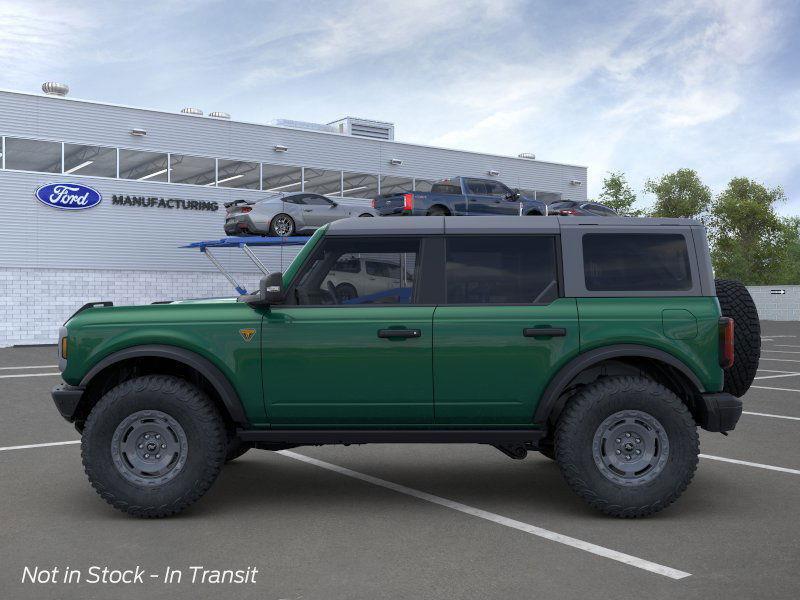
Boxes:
[1,322,799,600]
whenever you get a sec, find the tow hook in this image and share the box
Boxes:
[494,444,528,460]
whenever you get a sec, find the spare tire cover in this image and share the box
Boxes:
[715,279,761,397]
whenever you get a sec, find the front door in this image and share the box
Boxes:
[262,235,434,424]
[433,234,580,424]
[464,179,519,215]
[299,194,345,228]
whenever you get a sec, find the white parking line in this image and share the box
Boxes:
[743,411,800,421]
[762,350,800,355]
[762,335,796,338]
[278,450,691,580]
[770,344,800,349]
[0,440,80,452]
[753,372,800,380]
[751,385,800,393]
[700,454,800,475]
[759,357,800,364]
[0,365,59,370]
[0,372,61,379]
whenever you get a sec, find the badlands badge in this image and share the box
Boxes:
[239,328,256,342]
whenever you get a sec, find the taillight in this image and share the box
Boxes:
[719,317,734,368]
[240,207,252,213]
[559,209,579,216]
[403,193,414,212]
[371,198,377,209]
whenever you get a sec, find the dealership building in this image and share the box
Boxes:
[0,85,588,347]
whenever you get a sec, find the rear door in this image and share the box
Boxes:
[262,235,436,424]
[433,235,579,424]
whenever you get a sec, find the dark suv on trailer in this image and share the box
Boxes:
[52,216,760,518]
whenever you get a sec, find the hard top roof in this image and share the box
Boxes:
[325,216,701,236]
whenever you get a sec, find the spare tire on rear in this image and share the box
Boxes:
[715,279,760,397]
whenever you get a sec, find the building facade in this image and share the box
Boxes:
[0,88,588,346]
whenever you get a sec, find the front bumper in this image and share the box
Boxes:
[696,392,742,432]
[52,383,84,422]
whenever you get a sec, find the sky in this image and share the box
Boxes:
[1,0,799,214]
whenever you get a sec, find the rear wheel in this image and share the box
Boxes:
[269,214,295,237]
[81,375,226,518]
[715,278,760,397]
[555,376,698,518]
[426,206,449,216]
[335,283,358,302]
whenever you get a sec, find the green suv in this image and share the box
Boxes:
[52,216,761,518]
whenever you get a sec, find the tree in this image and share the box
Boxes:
[709,177,796,284]
[598,171,642,216]
[645,168,711,219]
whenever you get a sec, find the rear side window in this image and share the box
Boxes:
[445,236,558,304]
[584,203,616,215]
[431,180,462,195]
[583,233,692,291]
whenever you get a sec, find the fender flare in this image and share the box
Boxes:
[533,344,705,424]
[79,344,249,426]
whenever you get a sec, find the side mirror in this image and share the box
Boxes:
[238,272,284,306]
[330,201,338,208]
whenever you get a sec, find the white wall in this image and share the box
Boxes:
[0,268,265,347]
[746,286,800,321]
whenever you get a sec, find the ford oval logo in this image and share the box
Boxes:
[35,183,102,210]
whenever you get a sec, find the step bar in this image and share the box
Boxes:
[237,428,546,445]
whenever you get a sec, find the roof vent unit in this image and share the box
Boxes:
[328,117,394,141]
[518,152,536,160]
[42,82,69,96]
[180,107,203,116]
[209,111,230,119]
[269,119,337,134]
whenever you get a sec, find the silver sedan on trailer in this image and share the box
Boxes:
[224,192,378,237]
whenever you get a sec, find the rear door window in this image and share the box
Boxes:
[582,233,692,291]
[445,236,559,304]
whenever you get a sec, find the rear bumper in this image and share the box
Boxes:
[696,392,742,432]
[52,383,84,422]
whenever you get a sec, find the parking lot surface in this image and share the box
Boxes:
[1,321,799,599]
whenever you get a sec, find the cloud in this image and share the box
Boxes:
[0,1,91,82]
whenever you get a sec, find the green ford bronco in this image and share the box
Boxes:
[52,216,761,518]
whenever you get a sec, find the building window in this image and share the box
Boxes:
[304,168,342,196]
[217,159,260,189]
[4,138,61,173]
[341,171,379,198]
[63,144,117,177]
[119,149,169,182]
[262,163,302,193]
[170,154,216,186]
[379,175,413,195]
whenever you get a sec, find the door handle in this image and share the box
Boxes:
[303,209,313,212]
[378,329,422,339]
[523,327,566,338]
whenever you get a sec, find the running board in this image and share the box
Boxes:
[237,429,546,445]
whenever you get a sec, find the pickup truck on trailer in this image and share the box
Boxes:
[52,216,760,519]
[372,177,547,217]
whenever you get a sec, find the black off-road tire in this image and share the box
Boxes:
[715,278,761,397]
[555,376,699,518]
[81,375,226,518]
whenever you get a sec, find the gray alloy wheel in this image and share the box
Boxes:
[591,410,669,486]
[269,214,295,237]
[111,410,188,486]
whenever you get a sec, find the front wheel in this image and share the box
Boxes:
[555,376,698,518]
[81,375,227,518]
